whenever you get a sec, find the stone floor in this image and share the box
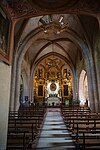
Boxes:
[34,108,76,150]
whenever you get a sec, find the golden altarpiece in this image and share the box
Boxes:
[33,57,73,106]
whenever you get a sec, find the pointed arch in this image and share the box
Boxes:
[79,70,89,107]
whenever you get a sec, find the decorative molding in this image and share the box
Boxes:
[1,0,100,20]
[1,0,38,20]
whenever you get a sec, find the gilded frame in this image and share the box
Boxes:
[38,84,44,97]
[0,7,11,64]
[63,84,68,97]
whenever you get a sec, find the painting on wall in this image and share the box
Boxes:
[38,85,44,97]
[0,7,10,63]
[63,85,68,96]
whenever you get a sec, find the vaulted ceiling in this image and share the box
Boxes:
[1,0,100,20]
[1,0,99,72]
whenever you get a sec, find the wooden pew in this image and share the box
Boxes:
[7,109,46,149]
[7,131,30,150]
[75,130,100,150]
[61,107,100,149]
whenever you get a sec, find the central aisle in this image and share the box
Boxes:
[35,108,76,150]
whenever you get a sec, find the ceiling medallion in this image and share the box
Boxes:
[50,83,56,91]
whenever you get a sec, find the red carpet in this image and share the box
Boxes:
[46,108,61,112]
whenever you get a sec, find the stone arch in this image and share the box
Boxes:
[21,70,29,102]
[30,52,76,103]
[79,70,89,107]
[17,70,29,108]
[11,23,98,111]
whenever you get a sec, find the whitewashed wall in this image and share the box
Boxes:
[0,62,11,150]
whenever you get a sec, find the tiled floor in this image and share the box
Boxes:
[34,108,76,150]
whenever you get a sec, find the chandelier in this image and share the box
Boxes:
[38,15,68,34]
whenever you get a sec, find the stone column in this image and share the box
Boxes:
[95,51,100,111]
[29,75,34,102]
[83,51,95,112]
[9,54,17,111]
[87,70,95,112]
[9,21,16,111]
[94,48,100,112]
[90,56,99,112]
[93,72,99,112]
[14,59,21,111]
[30,67,36,103]
[72,71,78,100]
